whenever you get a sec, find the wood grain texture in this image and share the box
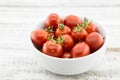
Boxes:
[0,49,120,80]
[0,0,120,79]
[0,0,120,8]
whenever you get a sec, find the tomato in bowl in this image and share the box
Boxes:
[30,13,107,75]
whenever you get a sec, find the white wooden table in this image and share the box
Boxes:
[0,0,120,80]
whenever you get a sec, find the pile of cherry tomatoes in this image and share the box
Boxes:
[31,13,104,58]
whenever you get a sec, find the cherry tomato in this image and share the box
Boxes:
[62,52,72,58]
[31,29,48,47]
[71,27,88,43]
[55,24,71,37]
[42,41,63,57]
[64,15,82,29]
[62,34,74,52]
[84,23,98,34]
[86,32,104,52]
[82,18,98,34]
[45,13,62,29]
[71,42,90,58]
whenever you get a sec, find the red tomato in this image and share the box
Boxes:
[86,32,104,52]
[55,24,71,37]
[71,27,88,43]
[31,29,48,47]
[84,23,98,34]
[71,42,90,58]
[62,52,72,58]
[64,15,82,29]
[62,34,74,52]
[45,13,62,29]
[42,41,63,57]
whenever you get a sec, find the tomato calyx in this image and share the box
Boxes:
[45,26,54,33]
[58,24,64,30]
[47,34,58,44]
[73,17,91,32]
[73,24,83,32]
[83,17,89,27]
[47,34,65,45]
[76,17,91,28]
[56,35,65,45]
[82,17,92,28]
[47,34,54,41]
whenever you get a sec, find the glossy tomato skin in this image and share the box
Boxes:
[84,23,98,34]
[64,15,82,29]
[71,28,88,43]
[72,42,90,58]
[31,29,48,48]
[55,26,71,37]
[86,32,104,52]
[42,41,63,57]
[62,34,74,52]
[62,52,72,58]
[45,13,62,29]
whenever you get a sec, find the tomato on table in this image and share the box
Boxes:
[64,15,82,29]
[31,29,48,48]
[86,32,104,52]
[71,42,90,58]
[45,13,62,29]
[42,41,63,57]
[55,24,71,37]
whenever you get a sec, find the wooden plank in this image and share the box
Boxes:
[0,0,120,8]
[0,7,120,25]
[0,49,45,79]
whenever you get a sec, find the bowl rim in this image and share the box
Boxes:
[31,17,107,61]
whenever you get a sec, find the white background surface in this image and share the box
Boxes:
[0,0,120,80]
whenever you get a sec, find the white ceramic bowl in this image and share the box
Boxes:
[31,17,107,75]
